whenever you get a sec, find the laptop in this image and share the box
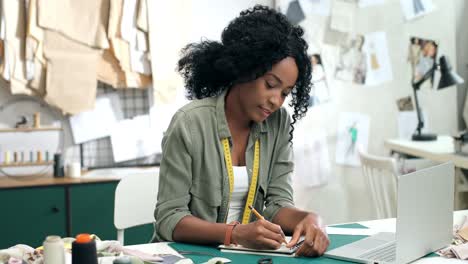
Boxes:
[325,162,454,264]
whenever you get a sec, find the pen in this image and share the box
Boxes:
[248,205,287,244]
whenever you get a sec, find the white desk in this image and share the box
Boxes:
[125,211,468,264]
[385,135,468,208]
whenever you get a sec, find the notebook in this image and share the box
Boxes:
[218,236,305,257]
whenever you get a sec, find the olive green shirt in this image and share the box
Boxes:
[152,90,295,242]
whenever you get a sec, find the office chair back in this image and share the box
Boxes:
[114,170,159,245]
[358,148,399,219]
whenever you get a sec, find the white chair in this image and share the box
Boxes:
[358,148,399,219]
[114,169,159,245]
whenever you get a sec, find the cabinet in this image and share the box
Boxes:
[0,179,155,248]
[0,187,66,249]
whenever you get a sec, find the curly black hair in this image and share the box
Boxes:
[177,5,311,142]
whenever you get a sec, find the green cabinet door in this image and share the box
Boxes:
[0,187,66,249]
[69,181,154,245]
[69,182,118,240]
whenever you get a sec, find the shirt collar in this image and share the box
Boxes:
[215,89,268,140]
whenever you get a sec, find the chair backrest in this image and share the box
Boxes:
[114,169,159,245]
[358,148,399,219]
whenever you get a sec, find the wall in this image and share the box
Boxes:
[293,0,457,224]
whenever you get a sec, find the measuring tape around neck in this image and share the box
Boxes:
[222,138,260,224]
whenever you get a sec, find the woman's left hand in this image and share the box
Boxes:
[286,213,330,257]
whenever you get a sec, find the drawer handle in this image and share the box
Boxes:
[51,206,60,213]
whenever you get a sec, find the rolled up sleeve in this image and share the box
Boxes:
[263,109,295,221]
[153,111,193,241]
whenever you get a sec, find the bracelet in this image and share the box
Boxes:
[224,221,240,246]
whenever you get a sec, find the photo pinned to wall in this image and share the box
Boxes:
[309,53,331,107]
[335,112,370,167]
[334,34,367,85]
[400,0,435,21]
[362,31,393,86]
[396,96,414,111]
[408,36,438,88]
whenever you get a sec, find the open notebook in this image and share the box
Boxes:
[218,236,305,257]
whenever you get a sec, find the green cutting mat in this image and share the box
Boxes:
[169,223,439,263]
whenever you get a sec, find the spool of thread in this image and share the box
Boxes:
[72,234,98,264]
[53,154,64,178]
[29,151,34,163]
[20,151,24,163]
[66,162,81,178]
[45,151,49,162]
[33,112,40,128]
[43,235,65,264]
[5,151,10,164]
[13,152,18,163]
[37,151,42,162]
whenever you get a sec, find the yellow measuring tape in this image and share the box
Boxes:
[222,138,260,224]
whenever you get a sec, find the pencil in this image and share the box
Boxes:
[248,205,265,220]
[248,205,287,243]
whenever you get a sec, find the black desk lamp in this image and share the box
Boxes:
[412,56,464,141]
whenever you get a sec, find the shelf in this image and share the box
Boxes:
[0,161,54,168]
[0,127,62,133]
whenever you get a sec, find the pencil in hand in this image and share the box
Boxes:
[248,205,287,244]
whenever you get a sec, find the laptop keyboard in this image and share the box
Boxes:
[358,242,396,262]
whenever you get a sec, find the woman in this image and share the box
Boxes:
[153,5,329,257]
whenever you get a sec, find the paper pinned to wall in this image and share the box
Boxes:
[335,112,370,167]
[110,115,160,162]
[293,128,331,187]
[298,0,331,17]
[362,31,393,86]
[330,0,357,33]
[69,94,124,144]
[400,0,435,21]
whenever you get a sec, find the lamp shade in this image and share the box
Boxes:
[437,56,464,89]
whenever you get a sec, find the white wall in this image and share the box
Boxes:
[293,0,457,224]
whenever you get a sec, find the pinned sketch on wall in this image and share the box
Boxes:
[309,54,331,106]
[334,34,367,85]
[400,0,435,21]
[336,112,370,166]
[362,31,393,86]
[408,37,438,87]
[297,0,331,16]
[358,0,385,8]
[330,0,357,33]
[293,127,331,187]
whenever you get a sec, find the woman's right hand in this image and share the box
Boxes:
[231,220,285,249]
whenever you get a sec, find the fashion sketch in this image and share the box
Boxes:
[335,34,367,85]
